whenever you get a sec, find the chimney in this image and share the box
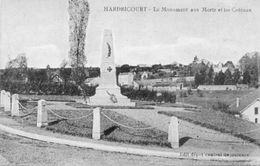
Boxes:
[236,97,240,108]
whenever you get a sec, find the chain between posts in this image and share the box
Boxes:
[101,112,157,130]
[17,102,37,117]
[45,106,93,120]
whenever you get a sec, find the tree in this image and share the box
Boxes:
[120,64,130,73]
[232,69,241,84]
[4,53,28,81]
[243,70,251,84]
[224,69,233,85]
[59,60,71,85]
[239,52,260,86]
[195,71,206,86]
[205,65,214,84]
[68,0,89,85]
[214,70,225,85]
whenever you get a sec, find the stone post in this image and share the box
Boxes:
[11,94,19,116]
[236,97,240,108]
[92,107,101,140]
[168,116,179,148]
[37,99,48,127]
[4,92,11,112]
[0,90,5,107]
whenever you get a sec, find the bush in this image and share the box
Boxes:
[197,89,204,97]
[179,91,188,98]
[121,87,176,103]
[212,101,239,115]
[0,81,96,96]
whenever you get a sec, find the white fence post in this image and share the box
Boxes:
[0,90,5,107]
[92,107,101,140]
[37,99,48,127]
[168,116,179,148]
[11,94,19,116]
[4,92,11,112]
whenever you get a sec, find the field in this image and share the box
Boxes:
[177,89,255,110]
[13,101,170,148]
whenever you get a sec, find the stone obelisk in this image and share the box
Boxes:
[89,29,135,106]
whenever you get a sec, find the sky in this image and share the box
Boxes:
[0,0,260,68]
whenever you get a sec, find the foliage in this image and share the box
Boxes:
[68,0,89,85]
[0,81,95,96]
[204,65,214,85]
[242,70,251,85]
[121,87,176,103]
[179,91,188,98]
[224,69,233,85]
[196,89,203,97]
[3,53,28,82]
[214,70,226,85]
[239,52,260,87]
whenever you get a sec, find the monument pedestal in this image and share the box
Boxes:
[88,29,135,107]
[89,86,135,106]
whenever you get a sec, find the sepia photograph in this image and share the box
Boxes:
[0,0,260,165]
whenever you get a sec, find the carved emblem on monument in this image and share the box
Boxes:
[107,66,112,72]
[106,42,111,57]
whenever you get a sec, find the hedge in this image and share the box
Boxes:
[0,81,95,96]
[0,82,176,103]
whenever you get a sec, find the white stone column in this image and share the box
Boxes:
[0,90,5,107]
[11,94,19,116]
[168,116,179,148]
[4,92,11,112]
[92,107,101,140]
[37,99,48,127]
[236,97,240,108]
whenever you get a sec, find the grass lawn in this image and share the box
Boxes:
[13,102,169,148]
[66,102,155,110]
[177,89,254,110]
[158,109,260,146]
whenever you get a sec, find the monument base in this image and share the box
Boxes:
[89,86,135,107]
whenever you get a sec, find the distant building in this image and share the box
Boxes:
[85,77,100,86]
[118,72,134,86]
[158,69,173,73]
[240,98,260,124]
[236,84,249,90]
[140,71,150,80]
[134,80,185,92]
[197,85,237,91]
[50,73,64,83]
[213,63,228,73]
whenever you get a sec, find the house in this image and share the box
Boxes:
[197,85,237,91]
[213,63,228,73]
[240,98,260,124]
[140,71,150,80]
[85,77,100,86]
[229,88,260,123]
[134,79,186,92]
[158,69,173,73]
[50,73,64,83]
[236,84,249,90]
[118,72,134,86]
